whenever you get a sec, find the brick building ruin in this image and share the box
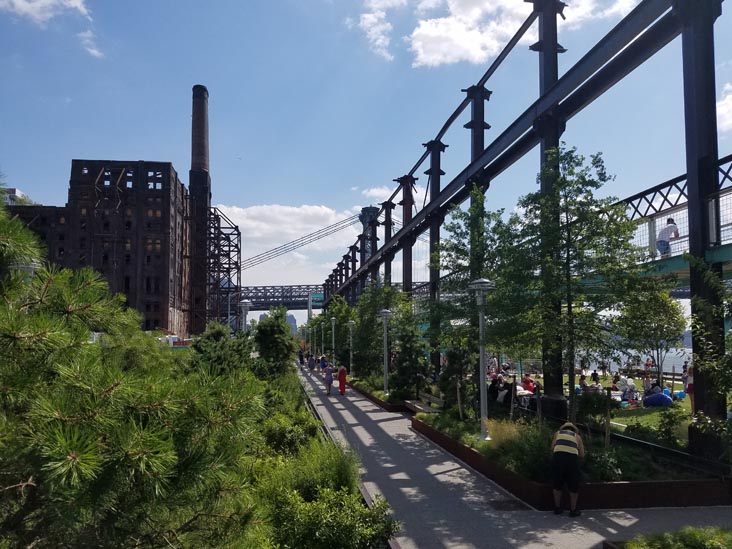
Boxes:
[7,86,241,337]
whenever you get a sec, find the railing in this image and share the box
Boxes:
[625,153,732,260]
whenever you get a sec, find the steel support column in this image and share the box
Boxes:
[678,0,725,424]
[349,245,358,303]
[369,219,380,283]
[463,85,492,282]
[381,201,395,285]
[534,0,567,401]
[358,234,367,293]
[396,175,416,293]
[425,139,447,372]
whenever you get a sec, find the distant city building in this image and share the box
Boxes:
[286,313,297,335]
[3,187,28,206]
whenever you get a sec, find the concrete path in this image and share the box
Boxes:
[298,368,732,549]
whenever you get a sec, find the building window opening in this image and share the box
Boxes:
[58,248,65,258]
[102,254,108,265]
[79,238,86,249]
[124,254,131,264]
[80,220,87,230]
[80,207,87,216]
[58,234,65,241]
[59,216,66,224]
[154,239,161,252]
[147,208,153,218]
[146,239,153,252]
[103,222,110,232]
[125,220,132,230]
[125,239,131,251]
[155,209,161,218]
[126,180,133,189]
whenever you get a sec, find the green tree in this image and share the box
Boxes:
[390,300,428,400]
[254,306,297,375]
[350,281,406,378]
[517,146,648,420]
[616,290,686,381]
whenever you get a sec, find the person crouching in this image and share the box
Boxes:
[551,422,585,517]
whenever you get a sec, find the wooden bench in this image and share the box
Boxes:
[405,392,445,414]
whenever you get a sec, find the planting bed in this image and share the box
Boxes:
[411,416,732,510]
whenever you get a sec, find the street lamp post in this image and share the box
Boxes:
[348,319,355,378]
[379,309,392,395]
[469,278,495,441]
[321,322,324,358]
[239,300,251,333]
[331,317,336,367]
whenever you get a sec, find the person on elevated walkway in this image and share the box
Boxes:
[656,217,679,258]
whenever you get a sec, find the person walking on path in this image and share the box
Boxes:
[319,355,327,375]
[307,354,316,375]
[323,362,334,395]
[337,363,348,395]
[551,422,585,517]
[298,349,304,367]
[656,217,679,258]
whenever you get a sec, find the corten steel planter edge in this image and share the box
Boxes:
[411,416,732,510]
[347,381,409,413]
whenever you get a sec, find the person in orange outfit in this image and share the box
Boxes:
[338,363,348,395]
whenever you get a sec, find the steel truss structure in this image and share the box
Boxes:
[320,0,728,429]
[207,207,241,330]
[240,285,323,310]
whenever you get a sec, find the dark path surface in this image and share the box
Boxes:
[298,368,732,548]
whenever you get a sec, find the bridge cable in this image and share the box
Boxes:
[242,215,360,270]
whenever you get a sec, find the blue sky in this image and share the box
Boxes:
[1,0,731,321]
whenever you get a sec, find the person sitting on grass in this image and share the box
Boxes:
[579,375,589,392]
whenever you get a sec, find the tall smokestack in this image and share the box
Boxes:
[191,84,209,173]
[189,84,211,335]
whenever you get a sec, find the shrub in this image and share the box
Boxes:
[583,447,622,482]
[623,422,659,444]
[270,487,399,549]
[262,411,320,456]
[656,403,688,448]
[483,419,553,482]
[576,392,619,428]
[259,439,359,503]
[625,526,732,549]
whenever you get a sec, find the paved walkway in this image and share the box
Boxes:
[298,368,732,549]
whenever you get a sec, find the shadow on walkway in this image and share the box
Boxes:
[298,368,732,549]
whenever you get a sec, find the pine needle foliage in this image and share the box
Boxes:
[0,205,396,548]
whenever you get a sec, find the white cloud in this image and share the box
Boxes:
[360,183,427,203]
[718,83,732,134]
[215,203,364,287]
[77,29,103,58]
[359,10,396,61]
[365,0,407,9]
[350,0,643,66]
[361,185,395,201]
[0,0,91,25]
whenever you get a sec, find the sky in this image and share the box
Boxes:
[1,0,731,325]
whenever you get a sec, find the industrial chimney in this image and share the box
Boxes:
[189,84,211,334]
[191,84,209,174]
